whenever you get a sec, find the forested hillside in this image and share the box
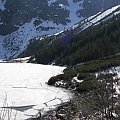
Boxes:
[21,14,120,66]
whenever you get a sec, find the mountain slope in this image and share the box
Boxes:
[0,0,120,59]
[20,6,120,66]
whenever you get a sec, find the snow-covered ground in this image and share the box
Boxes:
[80,5,120,30]
[0,63,71,120]
[0,0,6,11]
[0,0,84,60]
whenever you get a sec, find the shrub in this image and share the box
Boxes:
[76,81,97,93]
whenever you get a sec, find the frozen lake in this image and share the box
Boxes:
[0,63,71,120]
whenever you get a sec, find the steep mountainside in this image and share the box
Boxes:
[21,6,120,66]
[0,0,120,59]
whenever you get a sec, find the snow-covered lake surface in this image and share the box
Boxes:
[0,63,71,120]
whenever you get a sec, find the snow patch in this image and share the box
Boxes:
[67,0,84,24]
[47,0,54,6]
[72,77,83,83]
[2,18,37,59]
[0,0,6,11]
[77,5,120,32]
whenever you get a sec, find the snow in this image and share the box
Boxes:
[90,5,120,23]
[0,0,106,60]
[0,3,120,60]
[36,0,85,36]
[1,18,38,59]
[0,63,71,120]
[0,0,85,60]
[48,0,84,21]
[36,4,120,39]
[5,57,32,63]
[0,0,6,11]
[114,10,120,15]
[98,67,120,96]
[79,5,120,31]
[72,77,83,83]
[47,0,55,6]
[66,0,84,24]
[86,12,101,21]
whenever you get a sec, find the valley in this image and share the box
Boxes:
[1,0,120,120]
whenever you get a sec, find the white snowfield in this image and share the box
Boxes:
[0,63,71,120]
